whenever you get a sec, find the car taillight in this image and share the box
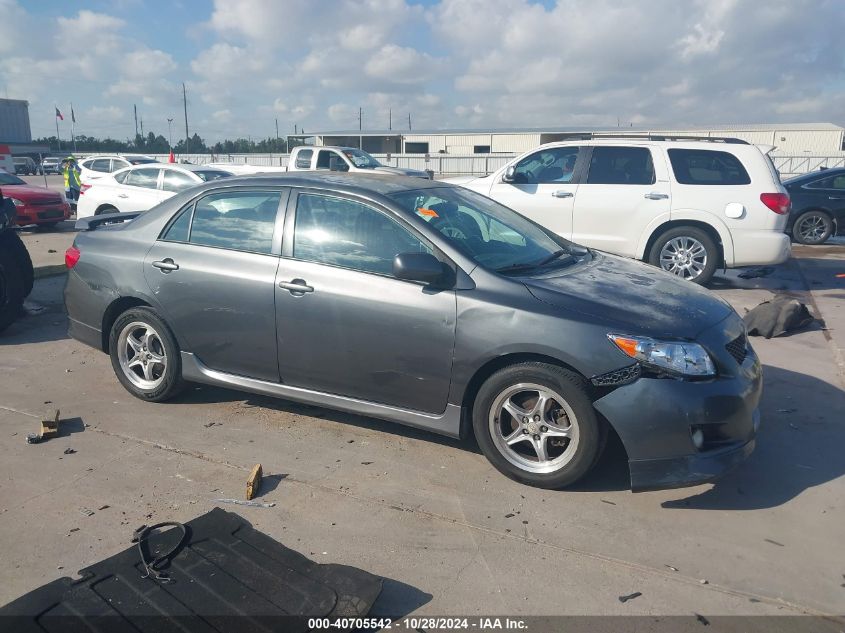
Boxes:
[65,246,81,269]
[760,192,790,214]
[79,184,92,195]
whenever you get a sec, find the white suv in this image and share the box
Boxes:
[447,136,791,284]
[78,155,158,183]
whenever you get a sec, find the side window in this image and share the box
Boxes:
[293,194,431,276]
[188,191,281,254]
[162,206,192,242]
[124,168,161,189]
[512,147,580,184]
[295,149,313,169]
[806,175,845,190]
[587,147,655,185]
[161,169,198,192]
[668,149,750,185]
[111,159,130,172]
[315,150,335,169]
[113,170,129,184]
[90,158,111,172]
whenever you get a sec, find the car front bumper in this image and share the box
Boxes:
[15,203,71,225]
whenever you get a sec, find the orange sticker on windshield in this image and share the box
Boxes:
[417,207,439,217]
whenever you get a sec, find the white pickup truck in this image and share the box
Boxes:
[287,146,431,179]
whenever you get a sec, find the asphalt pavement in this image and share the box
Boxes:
[1,232,844,624]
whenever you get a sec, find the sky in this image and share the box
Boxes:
[1,0,844,143]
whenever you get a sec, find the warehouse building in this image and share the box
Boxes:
[297,122,845,156]
[0,98,50,155]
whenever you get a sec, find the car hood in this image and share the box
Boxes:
[1,183,64,201]
[523,252,733,339]
[372,166,430,178]
[440,175,479,186]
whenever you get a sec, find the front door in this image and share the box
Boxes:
[486,146,584,239]
[143,188,286,382]
[571,145,671,258]
[119,167,167,212]
[275,191,457,414]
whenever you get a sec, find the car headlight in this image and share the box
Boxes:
[8,197,25,208]
[608,334,715,377]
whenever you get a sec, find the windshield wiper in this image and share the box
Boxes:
[495,249,574,274]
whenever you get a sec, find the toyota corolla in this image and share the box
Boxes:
[64,173,761,491]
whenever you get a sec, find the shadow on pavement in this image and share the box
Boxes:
[371,578,432,618]
[663,364,845,510]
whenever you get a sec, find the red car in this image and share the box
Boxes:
[0,169,71,228]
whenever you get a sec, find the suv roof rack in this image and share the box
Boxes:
[568,133,750,145]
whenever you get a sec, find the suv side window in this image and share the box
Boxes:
[184,191,281,254]
[586,147,655,185]
[293,193,431,276]
[295,149,313,169]
[111,159,130,172]
[124,168,161,189]
[512,147,580,184]
[668,149,751,185]
[90,158,112,172]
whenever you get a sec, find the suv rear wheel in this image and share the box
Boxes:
[648,226,718,285]
[473,362,602,489]
[792,210,833,245]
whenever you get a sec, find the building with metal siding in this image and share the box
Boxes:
[0,98,32,144]
[303,123,844,157]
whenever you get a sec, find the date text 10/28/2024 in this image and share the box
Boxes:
[308,617,528,630]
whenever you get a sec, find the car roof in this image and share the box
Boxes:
[214,172,444,196]
[783,167,845,184]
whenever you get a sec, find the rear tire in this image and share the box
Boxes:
[1,232,33,298]
[647,226,718,285]
[0,243,27,333]
[792,210,833,245]
[109,307,185,402]
[472,362,602,489]
[95,206,118,216]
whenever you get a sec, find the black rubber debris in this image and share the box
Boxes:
[618,592,642,603]
[0,508,383,632]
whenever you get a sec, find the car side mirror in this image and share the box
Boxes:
[329,157,348,172]
[393,252,446,285]
[502,165,516,183]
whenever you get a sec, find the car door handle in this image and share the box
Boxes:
[551,190,573,198]
[279,279,314,294]
[151,258,179,273]
[644,192,669,200]
[118,194,129,198]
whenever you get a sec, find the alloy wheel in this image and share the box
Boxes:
[488,382,580,474]
[659,236,708,280]
[117,321,168,390]
[797,214,828,244]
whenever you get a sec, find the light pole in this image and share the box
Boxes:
[167,118,174,150]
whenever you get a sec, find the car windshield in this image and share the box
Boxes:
[388,186,582,274]
[342,149,382,169]
[0,172,25,185]
[194,170,232,182]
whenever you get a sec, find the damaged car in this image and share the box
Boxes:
[64,174,761,491]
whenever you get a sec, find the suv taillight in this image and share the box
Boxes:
[65,246,81,269]
[760,192,790,214]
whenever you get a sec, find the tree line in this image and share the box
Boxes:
[33,132,290,155]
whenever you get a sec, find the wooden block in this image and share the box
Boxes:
[246,463,263,500]
[40,409,60,438]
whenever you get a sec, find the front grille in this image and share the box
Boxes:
[30,198,63,207]
[591,363,641,387]
[725,333,748,364]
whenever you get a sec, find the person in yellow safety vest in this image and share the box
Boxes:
[62,156,81,203]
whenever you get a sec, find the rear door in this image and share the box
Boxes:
[143,188,287,382]
[118,168,166,211]
[486,146,584,239]
[571,145,670,257]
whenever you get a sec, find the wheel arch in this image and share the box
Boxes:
[95,203,119,215]
[101,296,152,353]
[641,219,727,268]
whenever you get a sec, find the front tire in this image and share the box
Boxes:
[473,362,602,489]
[109,307,185,402]
[792,210,833,245]
[648,226,718,285]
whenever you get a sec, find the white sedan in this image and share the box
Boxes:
[77,164,232,219]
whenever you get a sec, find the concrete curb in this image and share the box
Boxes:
[33,265,67,279]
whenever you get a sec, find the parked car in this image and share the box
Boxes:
[287,146,431,179]
[782,167,845,244]
[40,157,62,174]
[446,136,791,284]
[64,173,761,491]
[78,154,159,183]
[13,157,40,176]
[76,164,232,218]
[0,170,71,228]
[0,189,34,333]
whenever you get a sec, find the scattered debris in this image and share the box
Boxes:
[246,463,262,501]
[215,498,275,508]
[699,579,709,585]
[665,564,679,572]
[764,538,785,547]
[361,461,373,465]
[743,295,814,338]
[618,592,642,603]
[47,249,57,253]
[98,505,110,511]
[738,266,774,279]
[600,499,617,506]
[505,513,515,518]
[694,613,710,626]
[26,410,61,444]
[203,422,218,428]
[79,508,95,517]
[63,448,76,455]
[347,439,355,443]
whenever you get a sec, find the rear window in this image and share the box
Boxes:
[668,149,751,185]
[295,150,313,169]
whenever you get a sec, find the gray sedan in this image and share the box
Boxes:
[64,173,761,491]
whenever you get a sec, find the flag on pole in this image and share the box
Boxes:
[55,107,64,121]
